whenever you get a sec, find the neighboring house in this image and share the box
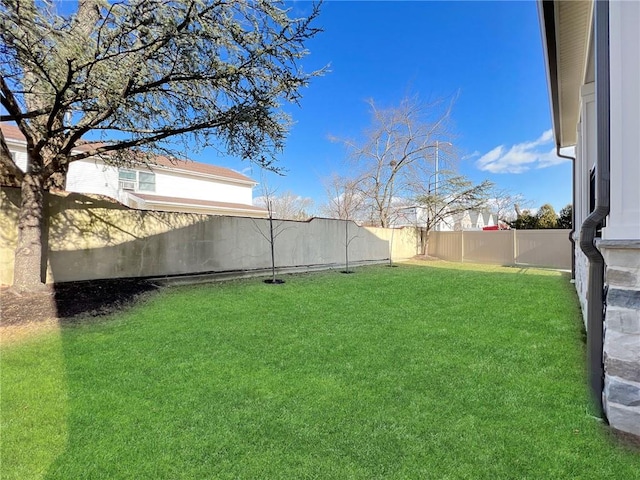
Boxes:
[467,212,495,231]
[539,0,640,438]
[392,206,495,232]
[1,123,267,217]
[439,211,494,231]
[437,211,470,231]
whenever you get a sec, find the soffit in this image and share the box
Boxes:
[553,0,594,147]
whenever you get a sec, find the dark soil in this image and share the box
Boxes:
[1,278,159,327]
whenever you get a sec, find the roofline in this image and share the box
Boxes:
[1,125,257,186]
[130,196,267,214]
[147,163,257,187]
[538,0,563,149]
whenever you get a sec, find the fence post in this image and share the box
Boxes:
[460,231,465,263]
[512,229,517,266]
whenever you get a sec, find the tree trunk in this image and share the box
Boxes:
[13,171,47,290]
[45,165,68,190]
[345,220,350,272]
[421,228,430,256]
[269,213,276,282]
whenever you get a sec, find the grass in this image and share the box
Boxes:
[2,262,640,479]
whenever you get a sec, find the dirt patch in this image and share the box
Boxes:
[611,428,640,452]
[0,278,159,343]
[410,254,442,262]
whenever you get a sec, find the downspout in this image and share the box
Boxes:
[579,0,610,419]
[556,147,576,280]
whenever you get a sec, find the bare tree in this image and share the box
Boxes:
[0,0,322,290]
[488,189,528,229]
[319,173,367,221]
[341,219,360,274]
[255,190,314,221]
[414,174,493,253]
[331,96,455,227]
[252,181,289,284]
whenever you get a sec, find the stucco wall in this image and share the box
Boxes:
[363,226,422,262]
[1,187,401,285]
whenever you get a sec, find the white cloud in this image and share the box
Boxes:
[461,150,481,161]
[475,130,569,174]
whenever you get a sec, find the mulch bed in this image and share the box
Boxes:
[1,278,159,326]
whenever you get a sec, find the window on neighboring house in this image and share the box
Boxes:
[118,169,155,192]
[118,169,137,190]
[138,171,155,191]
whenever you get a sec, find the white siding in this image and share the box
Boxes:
[606,0,640,240]
[8,142,27,171]
[152,168,253,204]
[5,140,256,209]
[66,159,119,197]
[578,82,596,230]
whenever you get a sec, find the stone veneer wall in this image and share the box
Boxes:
[601,241,640,437]
[573,233,589,328]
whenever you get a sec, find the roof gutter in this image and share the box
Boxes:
[578,0,610,419]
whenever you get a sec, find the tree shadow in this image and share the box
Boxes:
[52,277,160,321]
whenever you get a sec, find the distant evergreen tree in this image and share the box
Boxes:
[536,204,558,229]
[558,204,573,229]
[509,204,538,229]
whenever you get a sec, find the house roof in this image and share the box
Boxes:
[538,0,594,147]
[130,192,268,215]
[1,122,256,185]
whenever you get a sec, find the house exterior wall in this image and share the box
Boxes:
[153,168,253,205]
[570,1,640,437]
[574,244,589,328]
[3,136,258,214]
[66,158,120,198]
[605,0,640,241]
[573,83,596,329]
[577,83,596,231]
[66,159,254,205]
[601,243,640,437]
[598,0,640,437]
[9,143,27,171]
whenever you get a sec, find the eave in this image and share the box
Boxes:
[538,0,594,148]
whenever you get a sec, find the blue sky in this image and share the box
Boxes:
[205,0,573,214]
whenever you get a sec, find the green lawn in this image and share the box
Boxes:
[2,262,639,479]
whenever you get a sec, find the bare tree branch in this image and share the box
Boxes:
[329,95,455,227]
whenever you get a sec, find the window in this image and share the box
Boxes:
[138,171,155,191]
[118,169,137,190]
[118,169,155,192]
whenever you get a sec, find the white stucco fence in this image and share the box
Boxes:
[1,188,422,285]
